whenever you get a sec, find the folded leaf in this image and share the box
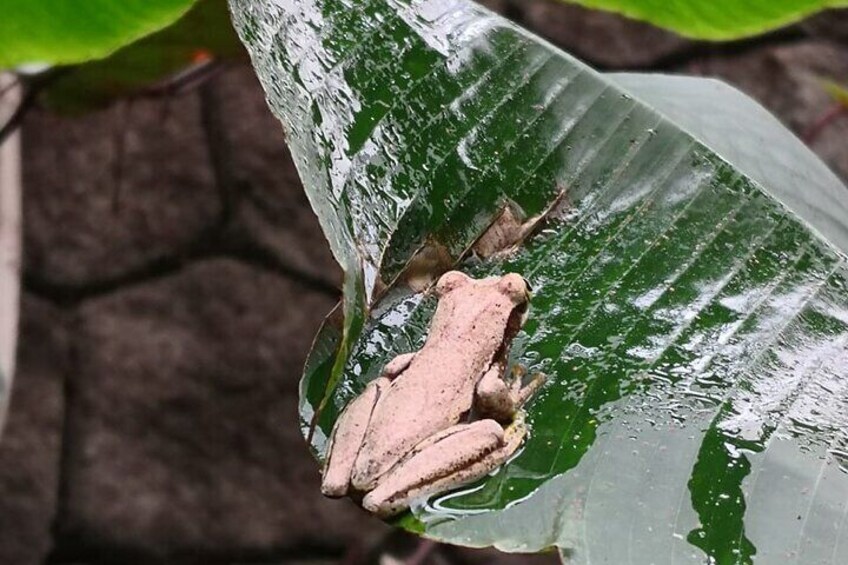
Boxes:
[230,0,848,560]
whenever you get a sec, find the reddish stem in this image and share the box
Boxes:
[803,103,848,144]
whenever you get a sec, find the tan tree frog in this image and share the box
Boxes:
[320,270,544,517]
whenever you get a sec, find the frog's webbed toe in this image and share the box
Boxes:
[513,372,546,406]
[475,365,546,422]
[362,418,526,518]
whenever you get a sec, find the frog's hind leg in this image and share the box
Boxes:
[362,417,527,518]
[321,352,415,498]
[321,376,391,497]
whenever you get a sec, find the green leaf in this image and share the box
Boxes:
[0,0,198,68]
[41,0,244,114]
[230,0,848,560]
[823,79,848,108]
[557,0,848,40]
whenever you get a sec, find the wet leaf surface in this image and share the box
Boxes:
[230,0,848,561]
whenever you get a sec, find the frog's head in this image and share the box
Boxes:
[435,270,530,305]
[434,271,531,348]
[496,273,530,305]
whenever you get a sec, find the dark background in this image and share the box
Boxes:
[1,1,846,563]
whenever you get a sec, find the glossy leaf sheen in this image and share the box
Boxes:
[229,0,848,561]
[560,0,848,40]
[0,0,197,68]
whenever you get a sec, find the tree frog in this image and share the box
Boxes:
[321,270,544,517]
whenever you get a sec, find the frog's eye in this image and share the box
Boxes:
[498,273,529,303]
[435,270,471,296]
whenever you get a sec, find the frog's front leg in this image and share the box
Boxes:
[475,365,545,422]
[321,352,415,497]
[382,351,416,378]
[362,417,526,517]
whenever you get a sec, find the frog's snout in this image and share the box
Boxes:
[498,273,530,304]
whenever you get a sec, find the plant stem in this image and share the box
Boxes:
[803,103,848,144]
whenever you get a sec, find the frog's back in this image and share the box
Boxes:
[350,273,527,491]
[350,352,479,490]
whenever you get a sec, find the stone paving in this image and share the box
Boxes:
[0,2,845,563]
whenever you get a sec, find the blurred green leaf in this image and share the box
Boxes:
[558,0,848,40]
[41,0,244,114]
[230,0,848,560]
[0,0,198,68]
[823,79,848,107]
